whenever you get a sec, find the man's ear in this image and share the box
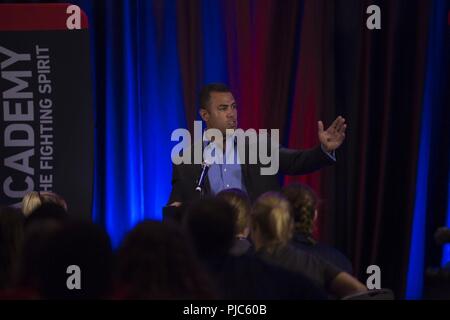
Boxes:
[199,107,209,122]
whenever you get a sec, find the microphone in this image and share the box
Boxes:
[195,162,210,193]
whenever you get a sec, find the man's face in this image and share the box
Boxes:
[200,91,238,135]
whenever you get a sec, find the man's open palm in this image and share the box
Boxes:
[318,116,347,152]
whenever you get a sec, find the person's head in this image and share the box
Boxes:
[24,202,68,229]
[199,83,237,135]
[117,220,215,299]
[250,192,293,252]
[216,189,251,238]
[281,183,318,237]
[28,221,113,299]
[0,206,25,289]
[18,203,70,293]
[21,191,68,216]
[184,197,236,259]
[18,218,64,293]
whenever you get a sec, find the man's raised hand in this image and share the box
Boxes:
[318,116,347,152]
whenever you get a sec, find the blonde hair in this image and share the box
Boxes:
[251,192,293,252]
[217,189,250,235]
[21,191,68,216]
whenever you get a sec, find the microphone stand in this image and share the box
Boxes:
[195,162,210,197]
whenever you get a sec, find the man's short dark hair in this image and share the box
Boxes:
[199,83,230,110]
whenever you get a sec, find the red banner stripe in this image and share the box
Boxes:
[0,3,88,31]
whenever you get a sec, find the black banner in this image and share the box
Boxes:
[0,4,93,218]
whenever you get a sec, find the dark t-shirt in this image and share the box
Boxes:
[291,233,353,274]
[255,244,342,290]
[202,254,328,300]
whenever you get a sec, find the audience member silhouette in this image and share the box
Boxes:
[0,206,24,290]
[24,202,68,229]
[184,197,329,299]
[21,191,67,217]
[20,221,114,299]
[282,183,353,274]
[217,189,253,256]
[251,192,367,298]
[117,220,216,299]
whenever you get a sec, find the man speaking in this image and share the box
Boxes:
[168,83,346,206]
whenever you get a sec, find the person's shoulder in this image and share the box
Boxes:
[276,243,301,257]
[282,244,326,269]
[314,242,347,257]
[251,251,329,299]
[292,232,314,244]
[313,242,353,272]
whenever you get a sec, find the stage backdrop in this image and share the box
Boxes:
[1,0,448,299]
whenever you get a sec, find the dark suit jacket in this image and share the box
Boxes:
[168,139,335,204]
